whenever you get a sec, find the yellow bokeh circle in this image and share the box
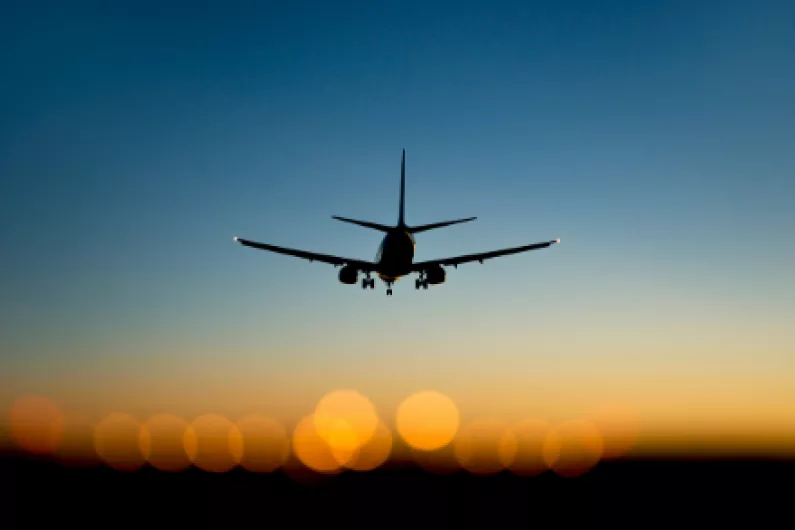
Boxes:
[396,391,459,451]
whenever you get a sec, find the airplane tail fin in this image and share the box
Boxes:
[331,216,392,232]
[398,149,406,227]
[408,217,477,234]
[332,150,407,232]
[334,150,476,234]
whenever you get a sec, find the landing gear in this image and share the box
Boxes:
[386,280,393,296]
[387,288,392,296]
[415,272,429,290]
[361,275,375,289]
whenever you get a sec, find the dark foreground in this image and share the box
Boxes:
[2,456,793,528]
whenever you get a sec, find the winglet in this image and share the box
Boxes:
[555,238,560,243]
[233,236,239,241]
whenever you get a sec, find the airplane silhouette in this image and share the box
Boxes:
[234,150,559,295]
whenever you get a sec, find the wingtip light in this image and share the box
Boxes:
[233,236,239,242]
[555,238,561,243]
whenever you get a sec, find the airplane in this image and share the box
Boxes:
[233,149,560,295]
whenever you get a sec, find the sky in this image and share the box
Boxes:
[1,0,795,456]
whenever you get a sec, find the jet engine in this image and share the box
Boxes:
[338,265,358,285]
[426,265,446,285]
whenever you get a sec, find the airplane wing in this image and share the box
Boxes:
[233,237,378,271]
[411,238,560,270]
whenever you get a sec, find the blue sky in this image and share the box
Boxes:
[2,0,794,436]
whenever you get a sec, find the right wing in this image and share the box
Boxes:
[233,237,377,271]
[412,238,560,270]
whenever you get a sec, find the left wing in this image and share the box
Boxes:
[234,237,377,271]
[412,238,560,270]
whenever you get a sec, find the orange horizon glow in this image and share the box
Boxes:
[6,389,795,481]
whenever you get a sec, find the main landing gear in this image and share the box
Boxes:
[415,271,429,290]
[360,273,392,295]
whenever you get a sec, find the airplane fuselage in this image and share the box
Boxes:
[375,228,415,281]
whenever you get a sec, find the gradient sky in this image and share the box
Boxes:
[2,1,795,450]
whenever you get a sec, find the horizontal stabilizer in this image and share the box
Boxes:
[332,216,392,232]
[408,217,477,234]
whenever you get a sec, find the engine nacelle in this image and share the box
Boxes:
[338,265,358,285]
[426,265,446,285]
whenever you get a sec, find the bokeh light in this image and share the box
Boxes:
[498,419,552,477]
[313,389,379,454]
[139,413,194,472]
[236,415,290,473]
[396,390,460,451]
[292,414,347,474]
[187,414,243,473]
[93,412,147,471]
[542,419,604,478]
[453,418,511,475]
[345,420,392,471]
[321,416,361,465]
[9,395,64,455]
[0,391,638,480]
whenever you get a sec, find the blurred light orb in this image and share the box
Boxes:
[454,418,511,475]
[345,420,393,471]
[313,389,379,452]
[139,413,194,472]
[9,395,64,455]
[396,391,460,451]
[236,415,290,473]
[187,414,243,473]
[542,419,604,478]
[319,414,361,465]
[292,414,348,474]
[499,419,552,477]
[93,412,146,471]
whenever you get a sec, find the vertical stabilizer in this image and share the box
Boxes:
[398,149,406,226]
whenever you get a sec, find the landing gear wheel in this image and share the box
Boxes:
[415,279,421,290]
[423,280,429,289]
[369,278,375,289]
[387,289,392,296]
